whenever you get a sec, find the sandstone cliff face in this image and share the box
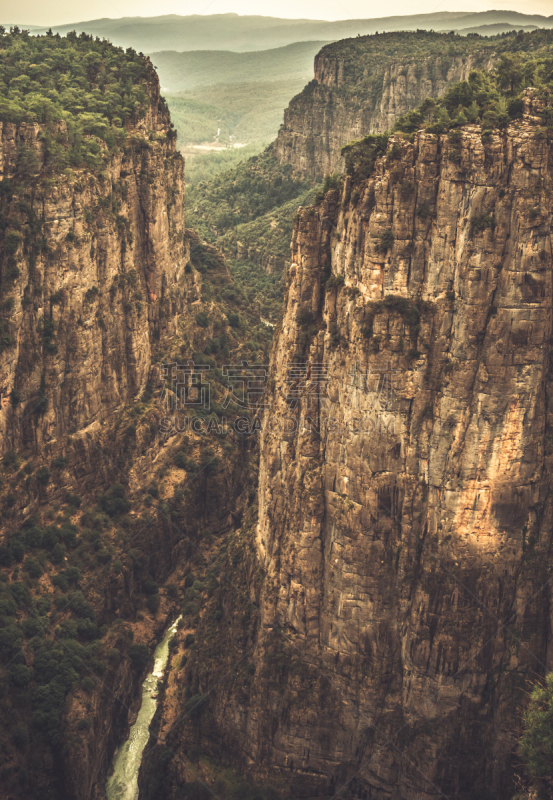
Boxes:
[0,67,186,463]
[0,63,191,800]
[273,44,493,179]
[180,96,553,799]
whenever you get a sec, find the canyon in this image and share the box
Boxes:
[152,90,553,800]
[0,41,260,800]
[2,26,553,800]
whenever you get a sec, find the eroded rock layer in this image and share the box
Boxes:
[272,33,494,179]
[0,67,186,460]
[179,96,553,800]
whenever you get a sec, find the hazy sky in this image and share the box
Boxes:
[3,0,552,27]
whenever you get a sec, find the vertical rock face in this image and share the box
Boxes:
[0,68,186,459]
[272,35,494,179]
[191,98,553,799]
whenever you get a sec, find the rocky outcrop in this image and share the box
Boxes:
[173,94,553,799]
[0,69,185,462]
[273,33,495,178]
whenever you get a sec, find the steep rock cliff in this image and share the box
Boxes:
[171,93,553,800]
[0,65,185,463]
[273,32,497,179]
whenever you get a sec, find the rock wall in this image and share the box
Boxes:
[0,66,186,461]
[179,93,553,800]
[273,39,494,178]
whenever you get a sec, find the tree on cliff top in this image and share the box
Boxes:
[340,46,553,185]
[0,28,155,172]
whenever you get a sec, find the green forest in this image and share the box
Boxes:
[190,29,553,274]
[0,27,161,173]
[184,143,266,185]
[187,148,312,240]
[166,78,307,146]
[148,38,323,150]
[396,46,553,133]
[321,27,553,84]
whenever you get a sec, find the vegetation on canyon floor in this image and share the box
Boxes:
[0,273,268,797]
[184,143,266,185]
[166,78,308,146]
[187,149,311,241]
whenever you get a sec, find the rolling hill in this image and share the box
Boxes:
[165,78,308,146]
[18,11,553,53]
[150,40,327,93]
[152,41,327,149]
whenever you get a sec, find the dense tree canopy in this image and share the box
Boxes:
[0,27,156,171]
[0,27,150,125]
[520,673,553,796]
[187,149,311,242]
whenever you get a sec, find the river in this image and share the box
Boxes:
[106,616,182,800]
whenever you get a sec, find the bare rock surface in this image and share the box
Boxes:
[0,66,186,460]
[177,99,553,800]
[273,41,494,178]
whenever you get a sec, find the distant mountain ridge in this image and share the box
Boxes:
[150,41,329,93]
[15,11,553,53]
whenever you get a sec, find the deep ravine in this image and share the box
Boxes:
[155,89,553,800]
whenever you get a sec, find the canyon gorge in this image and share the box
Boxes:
[1,24,553,800]
[150,87,553,800]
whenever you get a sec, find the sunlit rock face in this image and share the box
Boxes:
[273,43,493,178]
[180,94,553,800]
[0,64,186,459]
